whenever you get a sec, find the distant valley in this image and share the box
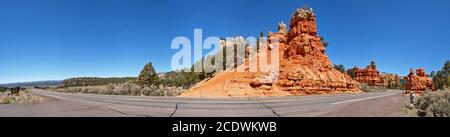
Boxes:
[0,80,62,88]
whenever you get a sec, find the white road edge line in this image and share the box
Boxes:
[36,90,398,105]
[331,92,398,105]
[40,93,68,100]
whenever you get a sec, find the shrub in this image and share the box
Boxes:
[0,90,43,105]
[1,96,13,104]
[101,84,114,95]
[141,86,158,96]
[90,87,100,94]
[414,90,450,117]
[160,71,202,89]
[0,86,8,92]
[129,83,142,96]
[55,82,184,97]
[149,90,165,96]
[360,83,386,92]
[61,77,136,87]
[112,85,124,95]
[333,64,345,73]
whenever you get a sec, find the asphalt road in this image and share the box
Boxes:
[0,89,410,117]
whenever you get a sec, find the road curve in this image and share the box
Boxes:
[0,89,409,117]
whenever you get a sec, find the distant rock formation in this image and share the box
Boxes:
[405,68,435,93]
[354,63,385,87]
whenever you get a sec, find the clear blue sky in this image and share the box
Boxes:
[1,0,449,84]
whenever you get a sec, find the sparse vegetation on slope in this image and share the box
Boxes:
[56,62,189,96]
[414,90,450,117]
[61,77,136,87]
[0,89,43,105]
[360,83,386,92]
[333,64,345,73]
[0,86,8,92]
[159,71,201,89]
[55,82,183,96]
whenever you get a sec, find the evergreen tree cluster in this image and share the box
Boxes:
[136,63,159,87]
[432,60,450,90]
[159,71,201,89]
[333,64,346,73]
[0,86,8,92]
[346,66,357,78]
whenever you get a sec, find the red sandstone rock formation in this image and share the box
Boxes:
[274,8,360,94]
[405,68,435,93]
[181,7,360,97]
[354,63,385,86]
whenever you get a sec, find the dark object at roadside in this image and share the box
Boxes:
[10,86,21,96]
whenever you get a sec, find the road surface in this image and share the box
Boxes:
[0,89,410,117]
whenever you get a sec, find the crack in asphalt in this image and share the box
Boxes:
[95,105,150,117]
[37,92,152,117]
[169,103,179,117]
[248,98,281,117]
[31,90,402,117]
[260,103,281,117]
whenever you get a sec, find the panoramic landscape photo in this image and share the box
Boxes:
[1,0,449,117]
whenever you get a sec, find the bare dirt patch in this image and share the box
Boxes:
[0,90,44,105]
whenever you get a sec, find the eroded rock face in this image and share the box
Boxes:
[354,64,385,86]
[275,8,360,94]
[405,68,435,93]
[181,7,360,97]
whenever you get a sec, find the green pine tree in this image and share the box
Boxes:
[333,64,345,73]
[319,36,329,48]
[432,60,450,90]
[346,66,357,78]
[137,62,159,87]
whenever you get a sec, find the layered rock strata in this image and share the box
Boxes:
[181,7,360,97]
[405,68,435,93]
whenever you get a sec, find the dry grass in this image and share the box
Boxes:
[55,82,184,96]
[414,89,450,117]
[360,84,387,92]
[0,89,44,105]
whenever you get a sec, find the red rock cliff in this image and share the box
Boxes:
[405,68,435,93]
[354,64,385,86]
[276,8,360,94]
[181,7,360,97]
